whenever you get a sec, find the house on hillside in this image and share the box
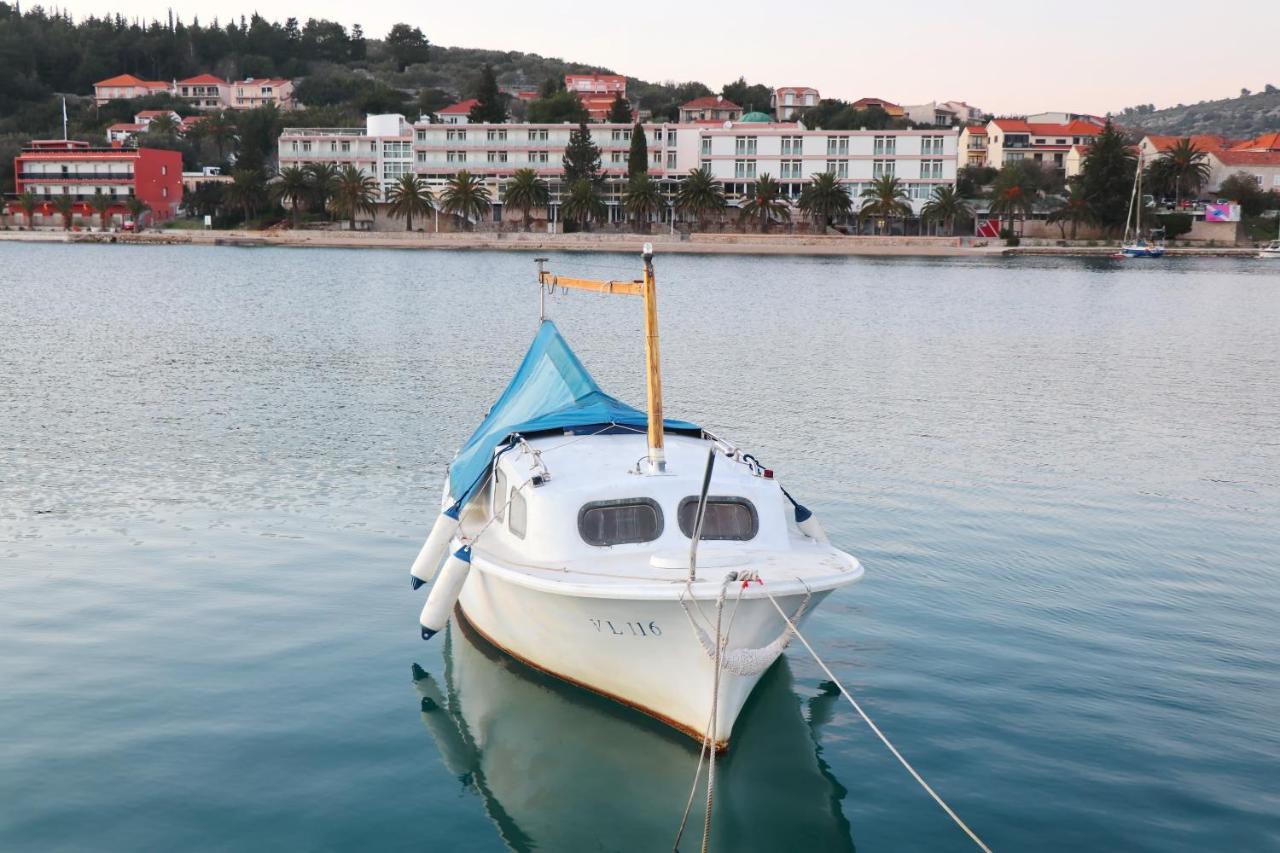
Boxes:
[678,97,742,124]
[772,87,819,121]
[984,118,1101,176]
[850,97,905,118]
[175,74,230,110]
[231,78,295,110]
[93,74,170,105]
[564,74,627,121]
[434,99,479,125]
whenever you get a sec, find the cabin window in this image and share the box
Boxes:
[492,467,507,521]
[578,498,663,547]
[677,497,759,541]
[509,489,527,539]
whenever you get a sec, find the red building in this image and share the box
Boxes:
[564,74,627,121]
[10,140,183,228]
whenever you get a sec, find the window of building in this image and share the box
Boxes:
[611,152,623,163]
[1055,138,1066,145]
[826,160,848,178]
[667,152,677,169]
[340,141,350,153]
[447,129,467,142]
[487,129,507,141]
[921,159,943,179]
[677,496,758,541]
[781,159,802,179]
[734,159,756,178]
[611,129,630,142]
[488,151,509,163]
[700,159,712,172]
[530,151,549,164]
[873,159,894,178]
[781,136,803,155]
[826,136,849,156]
[668,130,677,144]
[415,130,427,142]
[301,141,312,153]
[416,152,428,163]
[921,135,945,156]
[734,136,757,155]
[383,141,410,158]
[578,498,663,547]
[873,136,895,156]
[447,150,467,163]
[701,138,712,156]
[528,129,548,142]
[653,129,663,143]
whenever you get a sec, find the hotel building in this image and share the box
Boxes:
[277,114,958,225]
[10,140,183,226]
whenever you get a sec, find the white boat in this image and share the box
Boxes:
[407,247,863,749]
[410,620,856,850]
[1118,151,1166,258]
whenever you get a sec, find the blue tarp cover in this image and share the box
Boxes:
[447,320,700,507]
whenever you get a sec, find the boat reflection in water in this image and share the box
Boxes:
[412,611,856,852]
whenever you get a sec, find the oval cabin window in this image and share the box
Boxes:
[677,497,759,541]
[577,499,664,547]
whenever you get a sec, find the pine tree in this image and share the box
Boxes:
[469,64,506,123]
[562,121,602,187]
[607,93,632,123]
[626,122,648,178]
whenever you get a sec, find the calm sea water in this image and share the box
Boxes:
[2,244,1278,852]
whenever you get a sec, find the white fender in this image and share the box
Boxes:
[797,514,829,544]
[420,544,472,640]
[410,507,460,589]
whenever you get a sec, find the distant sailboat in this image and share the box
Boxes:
[1118,151,1166,258]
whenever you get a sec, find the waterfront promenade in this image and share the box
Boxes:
[0,230,1258,257]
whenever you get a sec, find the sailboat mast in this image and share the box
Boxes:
[641,244,665,473]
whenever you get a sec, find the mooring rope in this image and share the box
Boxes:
[763,593,994,853]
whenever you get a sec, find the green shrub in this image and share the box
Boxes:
[1156,212,1193,239]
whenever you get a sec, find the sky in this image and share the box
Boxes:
[55,0,1278,115]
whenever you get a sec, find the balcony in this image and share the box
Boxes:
[19,172,134,181]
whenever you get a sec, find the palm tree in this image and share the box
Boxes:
[739,174,791,233]
[988,183,1036,236]
[1156,138,1211,205]
[859,175,913,235]
[16,190,38,230]
[202,110,238,162]
[674,167,726,231]
[306,163,340,219]
[1046,183,1095,240]
[621,173,664,233]
[146,113,179,139]
[502,168,550,231]
[919,185,972,236]
[271,165,312,228]
[188,183,224,219]
[223,168,268,225]
[797,172,852,232]
[89,190,115,230]
[385,173,435,231]
[440,170,492,231]
[330,164,380,230]
[52,193,75,230]
[125,197,151,230]
[560,178,606,231]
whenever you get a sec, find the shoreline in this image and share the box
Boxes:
[0,229,1261,258]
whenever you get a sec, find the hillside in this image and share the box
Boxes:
[1116,87,1280,137]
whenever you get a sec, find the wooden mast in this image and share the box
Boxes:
[536,244,666,473]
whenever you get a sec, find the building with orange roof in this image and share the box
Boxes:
[850,97,905,118]
[174,74,229,110]
[230,77,295,110]
[771,87,820,121]
[564,74,627,121]
[678,96,742,124]
[434,99,480,125]
[1230,131,1280,152]
[983,117,1102,176]
[93,74,170,106]
[957,125,988,168]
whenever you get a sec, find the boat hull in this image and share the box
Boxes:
[1120,245,1166,258]
[457,567,835,748]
